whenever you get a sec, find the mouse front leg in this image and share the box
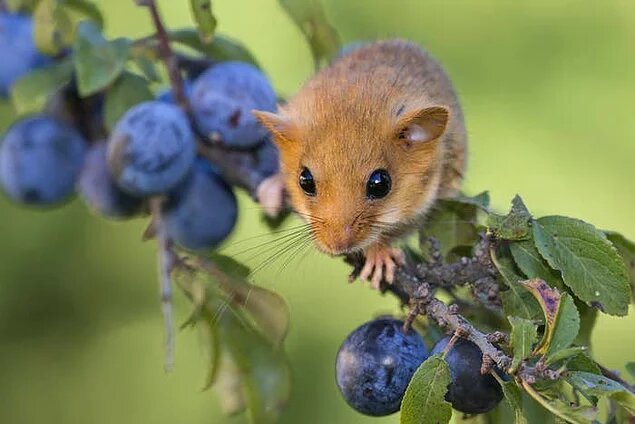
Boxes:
[357,244,406,290]
[256,173,286,217]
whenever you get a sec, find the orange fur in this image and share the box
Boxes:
[254,39,467,255]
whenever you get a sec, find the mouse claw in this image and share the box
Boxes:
[358,245,405,290]
[256,173,286,217]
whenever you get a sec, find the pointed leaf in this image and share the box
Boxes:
[492,246,542,321]
[198,314,221,390]
[510,239,565,290]
[453,191,490,210]
[604,231,635,301]
[521,380,597,424]
[508,316,537,372]
[521,279,579,358]
[278,0,340,67]
[400,354,452,424]
[626,362,635,380]
[214,350,248,415]
[217,304,291,424]
[10,58,73,114]
[567,372,635,415]
[73,22,130,96]
[420,198,479,261]
[104,72,153,131]
[488,195,532,240]
[499,379,527,424]
[169,29,259,66]
[566,352,601,375]
[189,0,216,43]
[64,0,104,28]
[544,346,588,367]
[533,216,631,316]
[33,0,74,55]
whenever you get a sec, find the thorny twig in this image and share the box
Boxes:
[347,235,555,383]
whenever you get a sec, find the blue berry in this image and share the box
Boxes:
[107,101,196,196]
[162,159,237,250]
[254,137,279,178]
[0,13,51,97]
[335,317,429,416]
[431,337,504,414]
[0,115,86,206]
[191,61,277,148]
[79,143,143,218]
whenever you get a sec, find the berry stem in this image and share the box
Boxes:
[149,197,176,372]
[136,0,190,114]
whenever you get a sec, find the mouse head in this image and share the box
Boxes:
[253,104,449,255]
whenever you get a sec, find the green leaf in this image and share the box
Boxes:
[566,352,601,375]
[10,58,74,114]
[544,346,587,367]
[420,198,479,261]
[169,29,259,67]
[604,231,635,301]
[217,302,291,424]
[508,316,537,372]
[401,354,452,424]
[198,312,221,391]
[510,240,565,290]
[488,195,532,240]
[573,298,597,348]
[498,378,527,424]
[73,21,130,96]
[454,191,490,210]
[104,72,153,132]
[130,46,161,83]
[626,362,635,380]
[209,252,251,280]
[189,0,216,43]
[521,279,579,359]
[492,246,542,321]
[64,0,104,28]
[533,216,631,316]
[278,0,341,68]
[33,0,75,55]
[567,372,635,415]
[522,379,597,424]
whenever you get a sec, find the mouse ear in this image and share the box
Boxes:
[253,110,294,146]
[395,106,449,147]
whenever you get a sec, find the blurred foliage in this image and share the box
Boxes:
[0,0,634,423]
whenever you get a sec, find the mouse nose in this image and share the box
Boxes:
[325,224,354,254]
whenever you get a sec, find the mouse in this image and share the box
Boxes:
[254,39,466,289]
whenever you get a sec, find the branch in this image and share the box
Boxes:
[347,235,557,382]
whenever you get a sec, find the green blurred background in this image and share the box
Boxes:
[1,0,634,423]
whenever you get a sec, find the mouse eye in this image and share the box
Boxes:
[366,169,391,200]
[299,167,316,196]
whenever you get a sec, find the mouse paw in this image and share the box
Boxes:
[256,173,285,217]
[357,245,406,290]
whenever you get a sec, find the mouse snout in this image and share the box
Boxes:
[318,223,356,255]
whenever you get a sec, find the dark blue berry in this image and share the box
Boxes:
[162,159,237,250]
[0,115,86,206]
[191,61,277,148]
[431,337,504,414]
[0,13,51,97]
[107,101,196,196]
[335,317,429,416]
[79,143,143,219]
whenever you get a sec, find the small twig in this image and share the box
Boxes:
[149,198,176,372]
[138,0,190,113]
